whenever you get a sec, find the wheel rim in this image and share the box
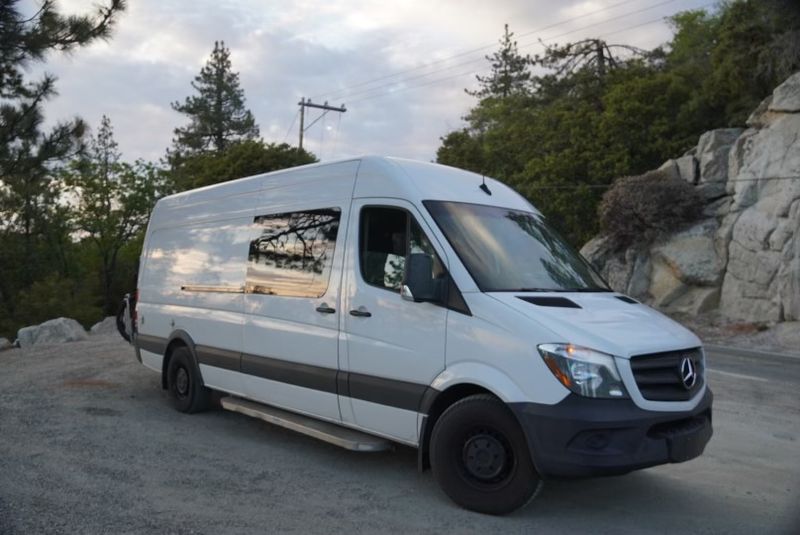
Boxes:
[175,367,190,398]
[460,427,514,487]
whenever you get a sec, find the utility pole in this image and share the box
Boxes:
[297,98,346,150]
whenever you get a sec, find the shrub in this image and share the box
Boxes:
[599,169,704,249]
[5,274,103,337]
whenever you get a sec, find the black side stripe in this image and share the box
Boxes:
[348,372,428,413]
[136,334,167,355]
[197,345,240,372]
[137,334,430,413]
[241,353,338,395]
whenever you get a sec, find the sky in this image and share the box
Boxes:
[25,0,713,165]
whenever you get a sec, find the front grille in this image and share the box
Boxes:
[630,348,704,401]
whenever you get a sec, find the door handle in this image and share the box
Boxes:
[316,304,336,314]
[349,307,372,318]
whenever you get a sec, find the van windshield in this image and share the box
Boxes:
[424,201,609,292]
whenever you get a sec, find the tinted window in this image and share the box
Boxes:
[246,208,340,297]
[359,207,444,291]
[425,201,608,292]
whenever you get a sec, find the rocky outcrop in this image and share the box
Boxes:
[17,317,88,348]
[582,71,800,323]
[90,316,117,335]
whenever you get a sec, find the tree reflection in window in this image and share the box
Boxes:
[246,208,340,297]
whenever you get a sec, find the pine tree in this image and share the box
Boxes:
[170,41,259,156]
[467,24,532,99]
[0,0,125,332]
[64,116,166,314]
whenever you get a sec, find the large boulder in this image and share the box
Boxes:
[580,70,800,323]
[17,317,88,348]
[652,220,723,287]
[90,316,118,335]
[695,128,743,199]
[769,71,800,113]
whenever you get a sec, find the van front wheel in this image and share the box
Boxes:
[167,347,211,413]
[430,394,542,515]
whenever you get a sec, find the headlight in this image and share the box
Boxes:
[538,343,628,399]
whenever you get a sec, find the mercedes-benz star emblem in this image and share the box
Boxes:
[679,356,697,390]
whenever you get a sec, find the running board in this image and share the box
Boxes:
[220,397,393,452]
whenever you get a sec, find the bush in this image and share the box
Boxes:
[599,169,703,249]
[3,274,103,338]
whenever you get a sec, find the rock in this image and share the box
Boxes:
[579,237,651,300]
[649,256,687,307]
[727,129,757,185]
[657,159,681,181]
[580,235,612,268]
[652,220,724,286]
[665,287,721,315]
[748,94,771,127]
[768,71,800,113]
[0,337,11,351]
[730,114,800,213]
[581,71,800,324]
[703,196,732,219]
[676,155,698,184]
[696,128,743,199]
[90,316,118,335]
[659,156,699,184]
[17,317,88,348]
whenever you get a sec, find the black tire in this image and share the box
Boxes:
[430,394,542,515]
[166,347,211,413]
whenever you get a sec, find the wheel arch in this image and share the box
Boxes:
[417,383,498,472]
[161,330,202,390]
[417,362,537,472]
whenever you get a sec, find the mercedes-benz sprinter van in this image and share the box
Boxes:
[125,156,712,514]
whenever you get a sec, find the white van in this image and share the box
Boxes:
[125,156,712,514]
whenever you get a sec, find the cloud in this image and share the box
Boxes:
[33,0,713,165]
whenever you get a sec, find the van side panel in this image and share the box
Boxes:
[241,161,360,422]
[444,293,570,405]
[138,188,256,393]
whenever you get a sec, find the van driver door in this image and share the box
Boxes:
[340,199,449,444]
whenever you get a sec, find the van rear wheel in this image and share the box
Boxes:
[430,394,542,515]
[167,347,211,413]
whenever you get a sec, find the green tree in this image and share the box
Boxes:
[170,41,259,157]
[0,0,126,336]
[171,139,316,191]
[437,1,800,246]
[467,24,532,99]
[63,116,166,314]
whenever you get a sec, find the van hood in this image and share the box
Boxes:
[487,292,701,358]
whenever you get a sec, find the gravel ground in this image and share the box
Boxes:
[1,333,798,534]
[669,313,800,355]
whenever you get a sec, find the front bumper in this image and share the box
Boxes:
[510,389,713,478]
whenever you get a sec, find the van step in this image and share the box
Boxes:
[220,397,393,452]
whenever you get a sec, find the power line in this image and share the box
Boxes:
[282,109,299,143]
[523,175,800,191]
[345,3,710,105]
[313,0,646,102]
[318,0,687,104]
[339,0,705,104]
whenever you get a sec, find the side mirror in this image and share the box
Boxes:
[402,253,439,302]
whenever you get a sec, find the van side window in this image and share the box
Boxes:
[246,208,341,297]
[359,207,444,292]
